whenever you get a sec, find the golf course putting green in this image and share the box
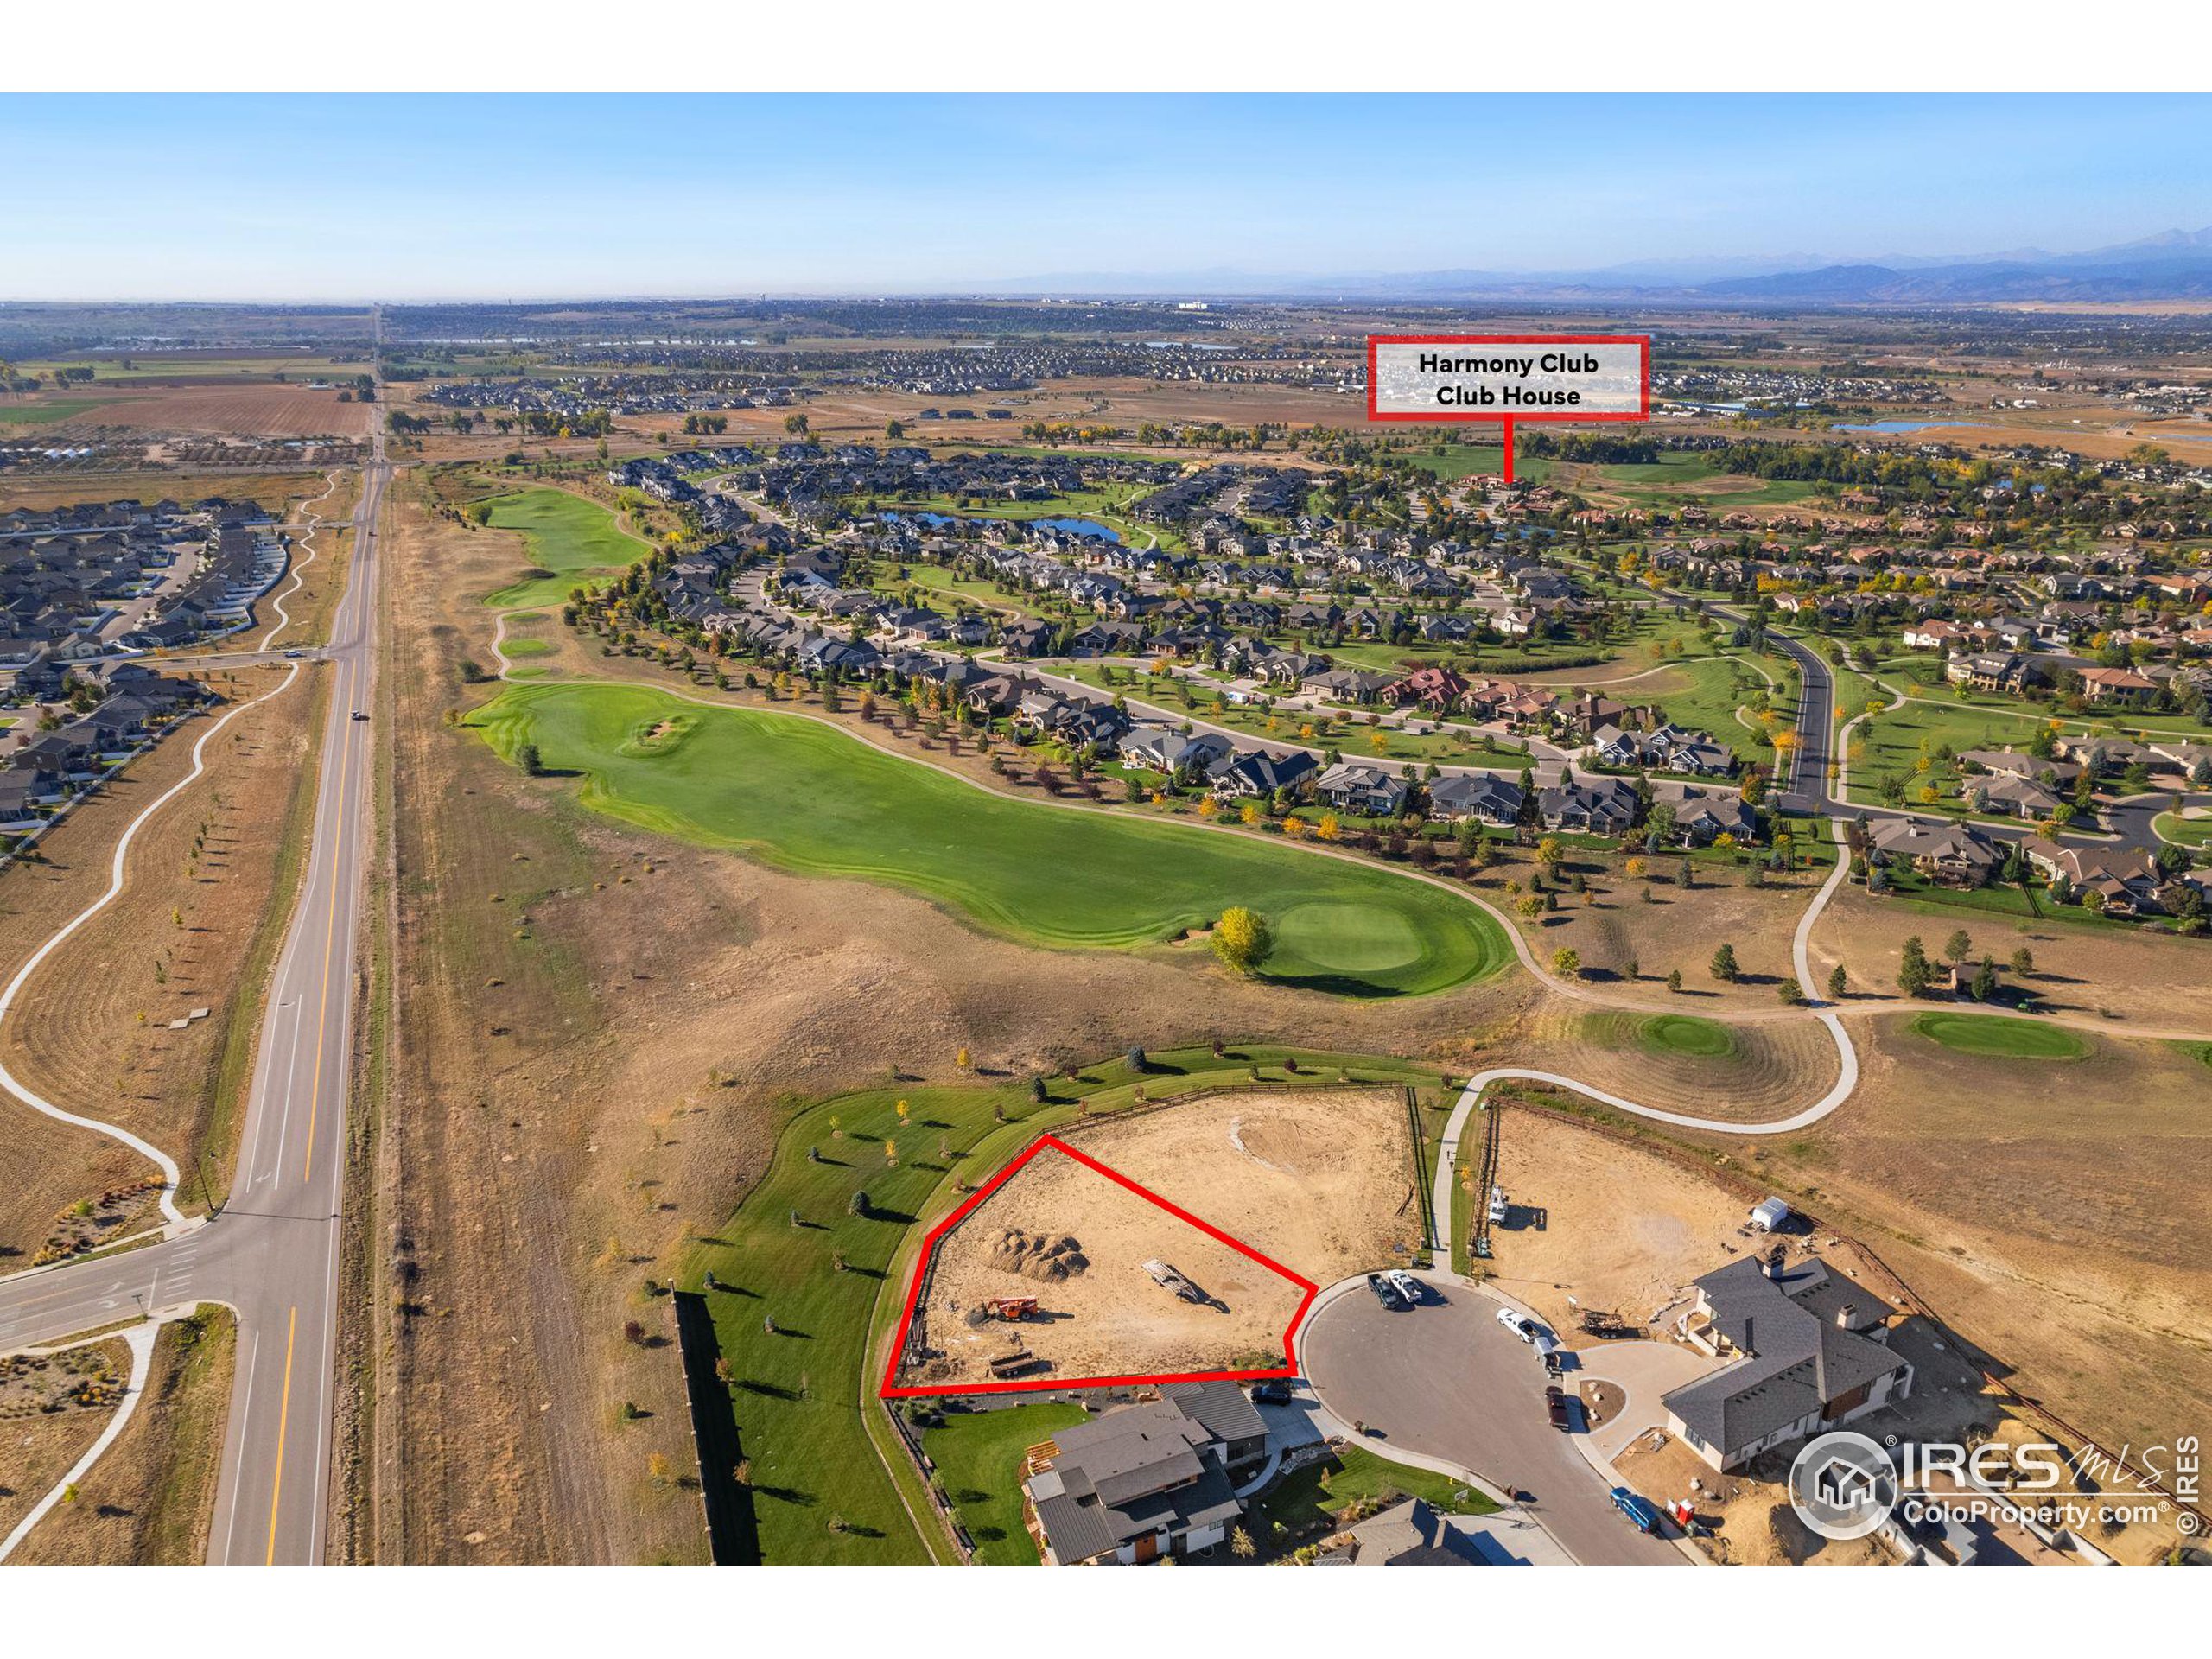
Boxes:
[470,682,1513,997]
[1910,1011,2090,1060]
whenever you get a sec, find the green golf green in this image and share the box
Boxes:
[478,488,646,608]
[1641,1014,1738,1058]
[471,682,1512,997]
[1910,1012,2090,1060]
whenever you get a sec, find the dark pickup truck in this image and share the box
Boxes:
[1544,1384,1573,1432]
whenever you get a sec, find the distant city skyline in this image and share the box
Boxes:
[4,93,2209,300]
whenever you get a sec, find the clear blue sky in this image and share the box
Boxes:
[4,93,2206,299]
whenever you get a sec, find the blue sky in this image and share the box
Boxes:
[3,94,2207,299]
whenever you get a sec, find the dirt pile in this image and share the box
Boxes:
[988,1227,1089,1282]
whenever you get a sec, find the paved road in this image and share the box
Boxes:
[0,420,385,1564]
[1301,1281,1682,1565]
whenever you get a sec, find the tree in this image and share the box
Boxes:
[1551,946,1582,979]
[1897,934,1934,997]
[1827,963,1848,1001]
[1971,956,1999,1001]
[1942,929,1973,964]
[1666,969,1684,994]
[1211,906,1277,975]
[1777,978,1804,1005]
[1708,943,1739,982]
[516,742,543,776]
[2009,945,2035,978]
[1230,1524,1257,1559]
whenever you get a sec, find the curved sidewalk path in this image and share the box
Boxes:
[0,660,306,1228]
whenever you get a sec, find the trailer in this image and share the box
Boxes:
[1143,1259,1208,1305]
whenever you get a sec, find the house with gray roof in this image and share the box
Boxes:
[1662,1255,1914,1472]
[1020,1394,1245,1565]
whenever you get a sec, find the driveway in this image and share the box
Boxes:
[1300,1277,1684,1565]
[1573,1339,1724,1463]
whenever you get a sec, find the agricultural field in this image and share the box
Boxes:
[467,680,1513,997]
[477,487,647,608]
[47,385,372,440]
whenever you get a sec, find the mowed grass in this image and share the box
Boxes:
[1580,1011,1738,1060]
[921,1402,1091,1563]
[1247,1443,1497,1549]
[0,397,121,426]
[1910,1011,2091,1061]
[478,488,646,608]
[470,682,1512,996]
[680,1047,1448,1563]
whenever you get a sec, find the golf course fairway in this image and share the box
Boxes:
[480,488,648,608]
[471,681,1513,997]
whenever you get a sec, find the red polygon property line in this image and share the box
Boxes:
[879,1133,1320,1400]
[1365,332,1651,424]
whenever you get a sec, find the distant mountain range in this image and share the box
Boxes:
[989,228,2212,305]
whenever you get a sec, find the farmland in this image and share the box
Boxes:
[467,680,1514,997]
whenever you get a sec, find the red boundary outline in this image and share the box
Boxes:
[879,1134,1320,1399]
[1365,332,1651,423]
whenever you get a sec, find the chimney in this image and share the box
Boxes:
[1742,1315,1754,1357]
[1836,1303,1857,1330]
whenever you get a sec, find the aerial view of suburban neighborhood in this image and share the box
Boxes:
[3,76,2209,1595]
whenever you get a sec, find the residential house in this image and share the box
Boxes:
[1425,772,1525,827]
[1313,761,1408,817]
[1021,1395,1247,1565]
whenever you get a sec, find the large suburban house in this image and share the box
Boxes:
[1427,771,1525,826]
[1313,760,1408,817]
[1662,1255,1915,1472]
[1866,818,2004,887]
[1020,1383,1263,1566]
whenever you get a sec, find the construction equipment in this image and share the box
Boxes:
[982,1295,1039,1321]
[988,1347,1048,1380]
[1143,1259,1209,1305]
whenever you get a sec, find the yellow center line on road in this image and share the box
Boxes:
[264,1304,297,1565]
[299,658,359,1187]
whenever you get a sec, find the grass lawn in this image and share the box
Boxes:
[478,488,646,608]
[1578,1011,1739,1059]
[1909,1011,2092,1060]
[678,1046,1450,1564]
[1402,442,1554,485]
[1643,655,1789,764]
[920,1402,1091,1563]
[2154,811,2212,850]
[470,681,1513,996]
[1249,1443,1498,1554]
[499,636,552,658]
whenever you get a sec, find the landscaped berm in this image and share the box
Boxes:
[470,681,1512,996]
[891,1135,1314,1394]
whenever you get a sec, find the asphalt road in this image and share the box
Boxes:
[0,423,385,1564]
[1302,1282,1682,1566]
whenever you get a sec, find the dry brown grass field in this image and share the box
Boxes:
[0,1337,130,1539]
[0,471,329,513]
[7,1308,235,1564]
[1809,883,2212,1033]
[1,667,324,1253]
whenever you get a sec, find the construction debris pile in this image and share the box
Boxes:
[989,1228,1089,1283]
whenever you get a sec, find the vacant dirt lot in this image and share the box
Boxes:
[1482,1107,1751,1338]
[1058,1086,1418,1287]
[912,1141,1306,1389]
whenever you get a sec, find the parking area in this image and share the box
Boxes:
[1300,1274,1686,1565]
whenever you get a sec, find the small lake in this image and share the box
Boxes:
[1835,419,1991,435]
